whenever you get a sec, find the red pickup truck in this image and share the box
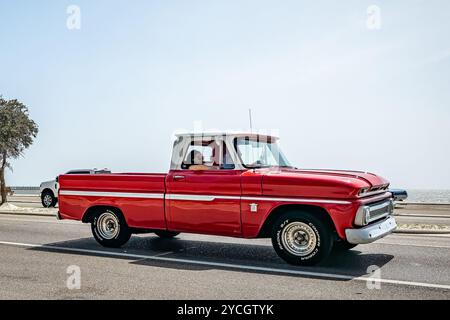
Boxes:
[58,132,397,265]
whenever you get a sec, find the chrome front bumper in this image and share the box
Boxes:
[345,216,397,244]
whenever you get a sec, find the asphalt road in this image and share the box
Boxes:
[0,213,449,299]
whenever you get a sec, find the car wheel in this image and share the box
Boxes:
[155,230,180,239]
[271,211,333,266]
[91,209,131,248]
[41,191,57,208]
[333,240,358,251]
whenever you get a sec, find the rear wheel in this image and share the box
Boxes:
[271,211,333,266]
[155,230,180,239]
[41,190,57,208]
[91,209,131,248]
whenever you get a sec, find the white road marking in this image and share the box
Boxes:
[0,240,449,291]
[152,251,176,257]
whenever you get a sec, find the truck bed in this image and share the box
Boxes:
[58,173,167,230]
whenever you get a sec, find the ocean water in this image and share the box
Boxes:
[9,187,450,203]
[10,187,39,195]
[405,190,450,203]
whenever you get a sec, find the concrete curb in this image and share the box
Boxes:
[7,200,41,204]
[0,211,56,218]
[394,213,450,219]
[399,202,450,206]
[394,229,450,235]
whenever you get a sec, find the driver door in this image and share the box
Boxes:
[166,137,242,236]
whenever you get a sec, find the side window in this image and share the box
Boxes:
[221,141,235,169]
[181,139,235,170]
[182,141,215,169]
[235,137,277,167]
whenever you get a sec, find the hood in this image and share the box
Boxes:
[294,169,389,188]
[261,168,389,199]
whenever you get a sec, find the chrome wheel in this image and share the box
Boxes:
[43,194,53,207]
[281,222,317,257]
[97,212,120,240]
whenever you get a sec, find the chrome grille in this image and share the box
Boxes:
[367,200,393,223]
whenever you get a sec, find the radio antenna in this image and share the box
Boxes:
[249,108,253,133]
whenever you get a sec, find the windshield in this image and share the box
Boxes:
[234,137,292,168]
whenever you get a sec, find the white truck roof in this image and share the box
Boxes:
[174,132,279,140]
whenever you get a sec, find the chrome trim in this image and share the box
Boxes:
[59,190,165,199]
[167,194,240,201]
[354,199,394,226]
[60,190,351,205]
[241,196,351,205]
[96,211,120,240]
[281,222,317,256]
[300,168,369,174]
[357,189,388,198]
[367,199,393,223]
[345,216,397,244]
[169,194,351,204]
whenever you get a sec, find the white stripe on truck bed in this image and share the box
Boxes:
[59,190,164,199]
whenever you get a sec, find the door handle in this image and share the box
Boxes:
[173,175,185,181]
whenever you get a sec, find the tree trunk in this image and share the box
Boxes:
[0,167,6,205]
[0,153,6,205]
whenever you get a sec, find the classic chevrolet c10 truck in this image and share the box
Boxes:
[57,132,397,265]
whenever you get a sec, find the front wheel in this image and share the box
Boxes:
[271,211,333,266]
[91,209,131,248]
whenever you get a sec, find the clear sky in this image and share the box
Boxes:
[1,0,449,189]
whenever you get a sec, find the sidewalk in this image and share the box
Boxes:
[0,203,56,217]
[395,202,450,217]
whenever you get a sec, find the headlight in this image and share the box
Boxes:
[354,205,370,226]
[358,187,369,196]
